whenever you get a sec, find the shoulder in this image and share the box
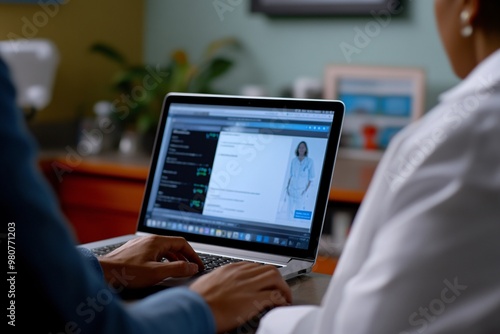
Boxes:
[432,83,500,157]
[380,85,500,211]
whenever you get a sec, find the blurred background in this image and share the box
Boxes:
[1,0,459,148]
[0,0,462,272]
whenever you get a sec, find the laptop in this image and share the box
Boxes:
[81,92,345,285]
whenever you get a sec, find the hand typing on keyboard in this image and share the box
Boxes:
[88,235,292,333]
[190,261,292,334]
[96,235,205,289]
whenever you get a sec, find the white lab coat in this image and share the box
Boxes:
[288,156,315,198]
[287,156,315,218]
[258,50,500,334]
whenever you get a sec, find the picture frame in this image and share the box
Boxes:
[251,0,403,16]
[324,64,425,158]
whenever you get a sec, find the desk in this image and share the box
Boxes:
[286,272,331,305]
[230,272,332,334]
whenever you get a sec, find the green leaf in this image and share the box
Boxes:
[203,37,241,60]
[111,66,150,90]
[136,113,155,134]
[168,61,192,92]
[190,57,233,93]
[90,37,242,134]
[89,42,127,66]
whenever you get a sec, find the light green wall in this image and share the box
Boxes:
[144,0,460,111]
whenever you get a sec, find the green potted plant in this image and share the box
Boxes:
[89,37,241,153]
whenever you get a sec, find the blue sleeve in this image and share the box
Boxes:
[0,57,216,334]
[77,246,105,279]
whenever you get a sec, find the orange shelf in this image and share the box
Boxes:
[73,160,149,180]
[329,155,378,203]
[312,255,338,275]
[329,189,366,203]
[39,152,149,243]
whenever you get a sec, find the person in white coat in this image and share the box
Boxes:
[286,141,315,219]
[258,0,500,333]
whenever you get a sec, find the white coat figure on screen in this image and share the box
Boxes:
[286,141,315,220]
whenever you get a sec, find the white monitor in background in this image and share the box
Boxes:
[0,38,59,115]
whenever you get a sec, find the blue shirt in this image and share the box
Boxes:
[0,57,215,334]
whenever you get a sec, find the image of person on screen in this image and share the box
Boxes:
[286,141,315,220]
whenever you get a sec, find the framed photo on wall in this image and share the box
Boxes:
[251,0,403,16]
[324,64,425,158]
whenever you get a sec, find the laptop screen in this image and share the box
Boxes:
[138,93,344,260]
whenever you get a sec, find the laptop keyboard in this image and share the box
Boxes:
[90,242,127,257]
[89,242,282,273]
[197,253,243,271]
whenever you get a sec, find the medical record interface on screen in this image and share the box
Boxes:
[144,102,335,250]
